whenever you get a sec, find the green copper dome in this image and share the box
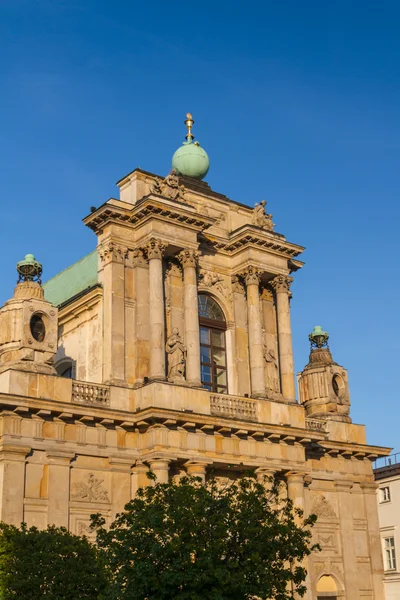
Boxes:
[171,113,209,180]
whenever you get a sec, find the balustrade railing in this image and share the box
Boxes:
[72,381,110,406]
[210,394,257,421]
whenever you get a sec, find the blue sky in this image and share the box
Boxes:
[1,0,399,451]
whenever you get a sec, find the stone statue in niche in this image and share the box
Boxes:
[252,200,275,231]
[264,346,280,393]
[166,328,187,382]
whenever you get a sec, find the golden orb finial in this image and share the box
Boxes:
[184,112,194,141]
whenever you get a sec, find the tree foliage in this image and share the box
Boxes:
[0,523,108,600]
[92,474,317,600]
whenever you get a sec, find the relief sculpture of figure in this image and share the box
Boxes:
[264,346,280,393]
[166,328,187,382]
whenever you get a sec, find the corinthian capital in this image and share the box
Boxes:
[146,238,166,260]
[271,274,293,294]
[243,265,262,286]
[130,248,148,267]
[98,241,128,265]
[178,248,199,269]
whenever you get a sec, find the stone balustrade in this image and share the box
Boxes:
[72,381,110,406]
[210,393,257,421]
[305,417,327,433]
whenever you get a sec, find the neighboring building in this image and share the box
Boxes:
[0,114,391,599]
[374,453,400,600]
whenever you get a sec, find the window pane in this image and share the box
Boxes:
[200,327,210,345]
[212,348,226,366]
[212,330,225,348]
[200,346,211,363]
[217,386,227,394]
[215,368,227,386]
[201,365,212,383]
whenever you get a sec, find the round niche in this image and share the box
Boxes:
[30,313,46,342]
[332,373,345,399]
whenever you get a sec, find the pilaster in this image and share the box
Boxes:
[0,445,30,525]
[179,249,201,387]
[271,274,296,402]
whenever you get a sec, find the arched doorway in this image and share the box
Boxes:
[316,574,338,599]
[198,294,227,393]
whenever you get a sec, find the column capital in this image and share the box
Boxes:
[359,481,379,493]
[271,274,293,294]
[286,471,306,484]
[243,265,262,286]
[98,240,129,265]
[184,460,208,482]
[45,450,75,465]
[334,479,354,491]
[0,445,31,462]
[178,248,199,269]
[146,238,166,260]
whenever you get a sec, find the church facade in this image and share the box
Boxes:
[0,115,390,599]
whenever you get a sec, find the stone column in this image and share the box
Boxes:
[361,482,385,600]
[131,460,150,497]
[46,450,75,528]
[335,480,358,599]
[99,241,128,383]
[244,266,266,398]
[0,445,30,525]
[271,274,296,402]
[147,238,167,381]
[132,249,150,385]
[179,249,201,387]
[286,472,311,600]
[255,467,276,491]
[148,459,170,484]
[185,461,208,484]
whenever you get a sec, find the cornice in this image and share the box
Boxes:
[83,195,216,235]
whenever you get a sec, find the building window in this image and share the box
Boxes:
[55,359,74,379]
[198,295,227,393]
[379,486,391,503]
[384,537,397,571]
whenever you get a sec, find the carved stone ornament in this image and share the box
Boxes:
[131,248,148,267]
[199,270,233,303]
[166,328,186,381]
[271,274,293,294]
[260,286,273,302]
[231,275,245,294]
[151,169,186,202]
[311,494,337,519]
[98,241,128,265]
[165,261,182,278]
[252,200,275,231]
[243,266,262,286]
[178,248,199,269]
[71,473,110,503]
[146,238,166,260]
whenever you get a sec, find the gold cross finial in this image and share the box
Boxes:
[184,112,194,140]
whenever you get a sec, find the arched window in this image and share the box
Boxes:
[316,574,338,599]
[55,359,74,379]
[198,294,227,393]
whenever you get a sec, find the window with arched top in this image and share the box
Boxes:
[316,574,338,599]
[198,294,227,393]
[55,359,75,379]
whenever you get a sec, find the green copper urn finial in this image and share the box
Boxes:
[172,112,210,180]
[309,325,329,349]
[17,254,42,284]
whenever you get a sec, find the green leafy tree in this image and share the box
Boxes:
[0,523,108,600]
[92,474,318,600]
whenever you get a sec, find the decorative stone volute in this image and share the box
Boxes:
[298,326,351,423]
[0,255,58,375]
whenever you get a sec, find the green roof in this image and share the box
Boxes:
[43,250,99,307]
